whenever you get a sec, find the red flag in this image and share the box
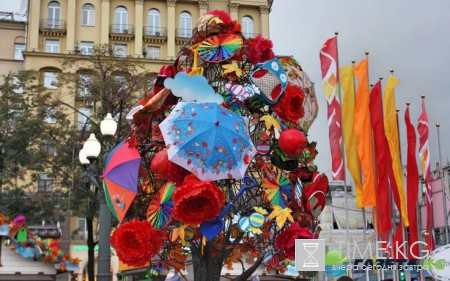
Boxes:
[369,81,392,233]
[417,99,435,252]
[319,37,345,180]
[405,105,420,259]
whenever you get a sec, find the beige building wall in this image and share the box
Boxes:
[0,20,26,78]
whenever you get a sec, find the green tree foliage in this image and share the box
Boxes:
[0,45,151,280]
[0,70,68,224]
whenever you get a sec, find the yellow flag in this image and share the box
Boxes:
[340,65,363,208]
[383,75,409,227]
[353,58,377,207]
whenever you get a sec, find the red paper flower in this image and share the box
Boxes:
[273,84,305,123]
[167,161,190,187]
[172,175,226,225]
[275,222,313,259]
[111,220,163,267]
[246,35,275,64]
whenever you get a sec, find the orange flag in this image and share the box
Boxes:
[353,58,377,207]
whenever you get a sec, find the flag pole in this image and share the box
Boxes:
[335,31,352,278]
[396,105,411,281]
[414,99,425,281]
[351,57,368,280]
[387,69,398,281]
[369,79,382,281]
[436,121,449,244]
[377,76,386,281]
[366,51,381,281]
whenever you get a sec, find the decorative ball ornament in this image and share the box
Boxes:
[256,141,271,155]
[249,213,264,227]
[278,129,307,155]
[184,227,195,241]
[151,150,170,179]
[238,217,251,232]
[263,251,274,265]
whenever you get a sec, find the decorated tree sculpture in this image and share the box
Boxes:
[107,10,328,281]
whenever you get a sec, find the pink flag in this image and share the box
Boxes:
[319,36,345,180]
[417,99,435,252]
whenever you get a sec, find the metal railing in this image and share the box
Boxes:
[109,24,134,34]
[40,19,66,30]
[144,26,167,36]
[176,28,192,38]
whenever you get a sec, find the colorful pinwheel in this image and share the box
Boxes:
[261,164,293,208]
[195,34,243,62]
[147,182,175,229]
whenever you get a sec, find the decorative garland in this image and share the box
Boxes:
[0,213,80,272]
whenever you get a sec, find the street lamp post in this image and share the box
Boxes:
[79,113,117,281]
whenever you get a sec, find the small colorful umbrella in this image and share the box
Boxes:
[147,182,175,229]
[277,56,318,132]
[193,34,243,62]
[159,102,256,181]
[103,141,141,223]
[261,164,293,208]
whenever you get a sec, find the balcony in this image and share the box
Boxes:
[143,26,167,44]
[176,28,192,45]
[109,24,135,41]
[39,19,66,37]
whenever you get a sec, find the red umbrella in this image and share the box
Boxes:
[103,141,141,222]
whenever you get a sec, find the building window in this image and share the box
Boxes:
[47,1,61,28]
[77,218,88,240]
[78,107,91,130]
[12,76,24,94]
[147,9,160,35]
[45,39,59,53]
[178,11,192,38]
[242,16,254,38]
[115,75,127,91]
[38,173,53,192]
[41,140,55,156]
[114,44,127,57]
[44,106,57,124]
[82,4,95,26]
[14,43,25,60]
[114,6,128,33]
[80,41,94,55]
[44,71,58,89]
[79,73,92,97]
[146,46,160,59]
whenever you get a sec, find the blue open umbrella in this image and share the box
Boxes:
[159,102,256,181]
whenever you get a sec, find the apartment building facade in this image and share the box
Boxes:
[0,13,26,78]
[24,0,271,63]
[21,0,272,134]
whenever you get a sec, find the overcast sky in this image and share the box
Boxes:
[1,0,449,184]
[270,0,450,183]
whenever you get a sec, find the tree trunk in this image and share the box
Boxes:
[87,217,95,281]
[191,243,224,281]
[190,242,263,281]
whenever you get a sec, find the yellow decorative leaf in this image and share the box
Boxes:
[253,206,268,215]
[248,227,262,235]
[260,115,282,133]
[222,61,243,77]
[268,206,294,229]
